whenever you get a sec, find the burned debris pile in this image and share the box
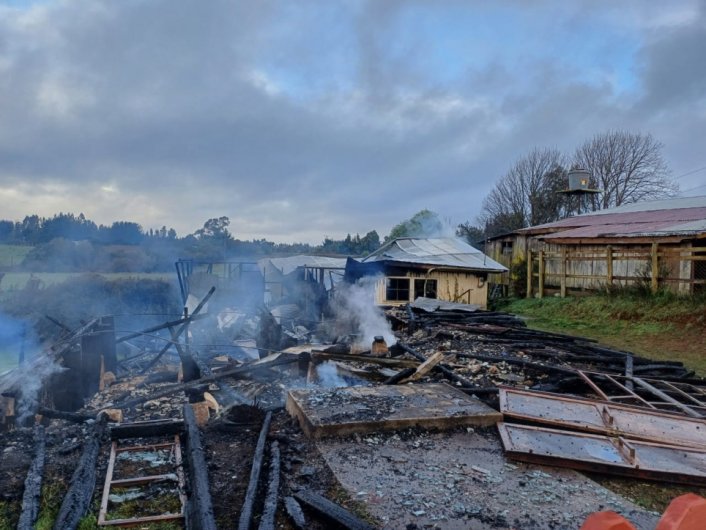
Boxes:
[1,287,705,529]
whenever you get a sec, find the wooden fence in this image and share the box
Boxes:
[527,244,706,297]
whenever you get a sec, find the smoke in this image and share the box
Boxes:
[315,361,349,388]
[328,276,396,349]
[0,311,64,424]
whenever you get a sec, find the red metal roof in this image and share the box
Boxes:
[520,206,706,240]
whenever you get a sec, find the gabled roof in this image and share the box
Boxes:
[517,196,706,240]
[362,237,507,273]
[258,255,347,275]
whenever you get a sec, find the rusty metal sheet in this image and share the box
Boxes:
[286,383,502,439]
[498,422,706,486]
[499,387,706,449]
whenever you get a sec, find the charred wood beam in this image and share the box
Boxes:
[192,351,249,407]
[139,287,216,374]
[293,490,375,530]
[452,351,577,377]
[384,367,416,385]
[52,418,107,530]
[257,441,280,530]
[397,343,478,389]
[44,315,72,333]
[284,497,307,529]
[116,355,298,410]
[310,350,419,369]
[115,313,209,344]
[183,404,217,530]
[109,418,184,440]
[36,406,95,424]
[238,411,273,530]
[17,426,46,530]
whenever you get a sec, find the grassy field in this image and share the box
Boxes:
[0,272,173,291]
[0,245,32,268]
[499,293,706,375]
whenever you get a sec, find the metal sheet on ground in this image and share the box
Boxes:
[498,422,706,486]
[286,383,502,438]
[499,387,706,448]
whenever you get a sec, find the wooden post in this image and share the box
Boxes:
[651,242,659,293]
[606,245,613,289]
[560,247,567,298]
[538,250,545,299]
[526,249,533,298]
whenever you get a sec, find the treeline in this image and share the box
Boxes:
[0,213,176,246]
[0,213,384,272]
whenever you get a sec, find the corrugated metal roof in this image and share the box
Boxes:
[258,255,347,275]
[362,237,507,272]
[516,196,706,240]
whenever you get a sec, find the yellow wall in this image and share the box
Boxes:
[374,270,489,308]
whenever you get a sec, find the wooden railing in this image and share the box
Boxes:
[526,245,706,297]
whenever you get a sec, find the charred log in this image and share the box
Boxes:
[237,411,273,530]
[52,417,107,530]
[257,441,281,530]
[17,426,46,530]
[293,490,375,530]
[183,404,217,530]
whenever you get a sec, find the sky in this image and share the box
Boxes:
[0,0,705,243]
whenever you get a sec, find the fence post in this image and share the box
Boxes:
[526,249,533,298]
[651,242,659,294]
[560,247,567,298]
[538,250,545,299]
[606,245,613,290]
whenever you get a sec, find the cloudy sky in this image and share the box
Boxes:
[0,0,705,243]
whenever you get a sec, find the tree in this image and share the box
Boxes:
[456,222,485,245]
[194,216,232,240]
[479,148,567,237]
[573,130,676,209]
[386,209,444,242]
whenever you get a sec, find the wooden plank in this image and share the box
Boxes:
[287,383,502,439]
[110,473,179,487]
[311,351,419,369]
[526,248,533,298]
[97,441,118,525]
[538,249,545,299]
[100,513,184,527]
[257,441,280,530]
[651,242,659,293]
[400,351,445,383]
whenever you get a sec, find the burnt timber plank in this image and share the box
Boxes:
[286,383,502,439]
[53,418,107,530]
[183,404,217,530]
[294,490,374,530]
[237,411,273,530]
[257,441,281,530]
[17,426,46,530]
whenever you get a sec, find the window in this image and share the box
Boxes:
[386,278,410,301]
[414,279,437,300]
[502,241,513,255]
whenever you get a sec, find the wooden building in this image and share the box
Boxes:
[484,196,706,296]
[345,237,507,308]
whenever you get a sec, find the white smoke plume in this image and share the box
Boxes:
[329,276,396,349]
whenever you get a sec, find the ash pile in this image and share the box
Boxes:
[1,288,705,530]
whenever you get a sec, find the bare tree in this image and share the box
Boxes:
[573,130,677,210]
[479,147,567,235]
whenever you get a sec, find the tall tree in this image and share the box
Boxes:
[479,148,567,236]
[573,130,676,209]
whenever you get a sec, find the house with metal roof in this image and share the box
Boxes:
[345,237,507,308]
[484,196,706,296]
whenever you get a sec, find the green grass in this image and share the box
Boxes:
[0,272,172,291]
[497,293,706,375]
[0,245,32,268]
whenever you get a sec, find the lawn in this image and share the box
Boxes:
[0,272,173,291]
[499,293,706,375]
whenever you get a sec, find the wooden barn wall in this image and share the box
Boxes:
[375,270,489,308]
